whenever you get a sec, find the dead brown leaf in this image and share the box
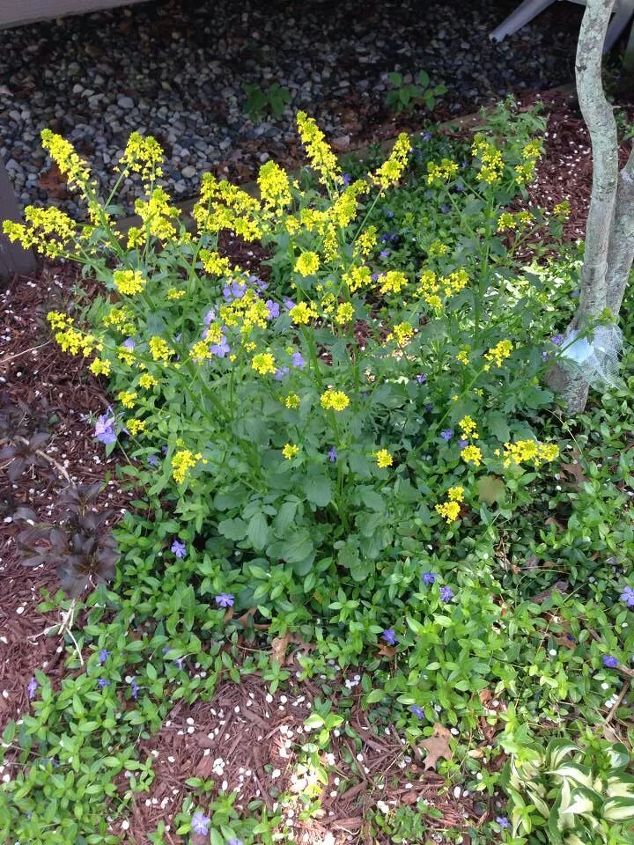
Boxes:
[420,723,453,771]
[194,753,214,778]
[38,164,68,198]
[561,461,588,486]
[377,642,397,658]
[271,634,291,665]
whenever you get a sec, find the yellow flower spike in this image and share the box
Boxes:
[296,111,341,187]
[461,444,483,467]
[190,341,212,364]
[435,500,461,523]
[378,270,408,296]
[282,443,300,460]
[374,449,393,469]
[41,129,92,192]
[138,373,157,389]
[127,419,146,436]
[343,265,372,293]
[171,449,202,484]
[354,226,378,258]
[456,347,470,366]
[334,302,354,325]
[89,358,111,377]
[428,240,450,258]
[258,160,292,216]
[193,173,262,241]
[199,249,234,277]
[426,158,458,187]
[118,131,164,181]
[117,345,135,367]
[320,389,350,412]
[117,390,137,409]
[251,352,276,376]
[4,207,78,258]
[294,252,320,277]
[372,133,411,189]
[289,301,318,326]
[148,336,174,363]
[458,415,479,441]
[113,269,146,296]
[284,393,301,410]
[167,288,186,301]
[502,439,559,468]
[388,322,414,346]
[484,339,513,369]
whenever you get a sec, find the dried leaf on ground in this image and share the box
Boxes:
[420,723,453,770]
[271,634,291,665]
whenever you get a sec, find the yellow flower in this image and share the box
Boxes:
[193,172,262,241]
[139,373,157,389]
[190,341,211,363]
[447,485,464,502]
[117,390,137,409]
[374,448,393,469]
[167,288,186,301]
[484,339,513,369]
[89,358,111,376]
[117,345,135,366]
[435,500,461,523]
[354,226,378,258]
[343,265,372,293]
[296,111,341,186]
[127,187,179,247]
[282,443,300,460]
[502,439,559,468]
[334,302,354,325]
[294,251,320,277]
[113,269,146,296]
[388,322,414,346]
[320,389,350,412]
[200,249,234,276]
[426,158,458,186]
[251,352,276,375]
[103,307,135,335]
[127,419,146,436]
[459,415,479,441]
[461,444,483,467]
[456,347,470,366]
[472,135,504,184]
[258,160,292,215]
[149,336,174,363]
[289,301,317,325]
[372,133,411,189]
[428,240,449,258]
[553,200,570,220]
[4,207,77,258]
[46,313,100,357]
[442,269,469,296]
[171,449,202,484]
[41,129,91,192]
[378,270,408,296]
[118,131,164,181]
[284,393,301,409]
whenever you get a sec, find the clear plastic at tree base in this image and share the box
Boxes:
[559,324,623,388]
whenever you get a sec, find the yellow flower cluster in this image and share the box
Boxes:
[497,210,532,232]
[334,302,354,325]
[171,449,202,484]
[553,200,570,219]
[484,339,513,369]
[343,265,373,293]
[117,390,137,409]
[149,336,174,362]
[103,307,135,336]
[258,160,292,216]
[251,352,276,375]
[435,485,465,522]
[330,180,368,229]
[127,187,179,248]
[89,358,111,376]
[320,389,350,412]
[113,269,146,296]
[284,393,301,409]
[289,302,318,325]
[426,159,459,186]
[118,132,164,181]
[374,448,393,469]
[127,419,146,436]
[372,132,411,189]
[46,311,99,357]
[41,129,91,192]
[139,373,157,389]
[219,288,270,334]
[200,249,234,277]
[428,240,449,258]
[3,207,77,258]
[354,226,378,258]
[193,173,262,241]
[296,111,341,186]
[117,344,135,366]
[514,139,542,184]
[190,340,212,363]
[461,444,483,467]
[472,136,504,184]
[459,415,479,440]
[295,251,320,277]
[417,268,469,310]
[456,346,470,366]
[378,270,408,296]
[167,288,186,300]
[282,443,300,460]
[388,322,414,346]
[502,439,559,468]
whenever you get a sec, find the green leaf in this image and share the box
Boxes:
[279,530,314,564]
[486,412,510,442]
[304,475,332,508]
[247,512,269,550]
[217,517,248,541]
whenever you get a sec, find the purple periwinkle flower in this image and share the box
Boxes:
[203,308,216,327]
[274,367,290,381]
[283,297,296,311]
[415,373,427,385]
[227,839,244,845]
[94,411,116,446]
[422,571,437,586]
[342,172,351,186]
[382,628,397,646]
[98,648,110,665]
[250,275,268,292]
[439,586,454,602]
[122,337,135,350]
[175,657,186,670]
[440,429,454,442]
[130,678,140,700]
[603,655,619,668]
[421,130,433,142]
[27,677,38,700]
[409,704,425,719]
[551,334,564,347]
[215,593,235,608]
[210,335,230,358]
[458,439,468,449]
[266,299,280,319]
[191,811,211,835]
[380,249,390,259]
[328,447,338,463]
[222,281,247,302]
[171,539,187,559]
[496,816,510,829]
[98,678,110,689]
[147,454,159,467]
[292,352,305,368]
[620,586,634,608]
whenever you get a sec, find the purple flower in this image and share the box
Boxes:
[274,367,290,381]
[371,272,379,281]
[27,677,38,700]
[292,352,305,368]
[215,593,235,608]
[266,299,280,319]
[222,281,247,302]
[440,203,450,214]
[342,172,351,186]
[171,539,187,559]
[421,130,432,142]
[439,586,454,602]
[496,816,510,829]
[210,335,230,358]
[440,429,454,442]
[191,811,211,835]
[147,454,159,467]
[175,657,186,670]
[98,678,110,688]
[228,839,244,845]
[328,447,338,463]
[415,373,427,385]
[94,411,116,446]
[458,439,468,449]
[98,648,110,664]
[384,208,395,219]
[422,571,437,586]
[203,308,216,327]
[122,337,135,350]
[380,249,390,259]
[603,655,619,668]
[130,678,140,699]
[382,628,397,646]
[283,297,296,311]
[250,275,268,292]
[620,586,634,608]
[551,334,564,346]
[409,704,425,719]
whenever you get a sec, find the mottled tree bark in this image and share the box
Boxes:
[550,0,634,413]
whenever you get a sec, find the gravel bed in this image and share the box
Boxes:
[0,0,582,216]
